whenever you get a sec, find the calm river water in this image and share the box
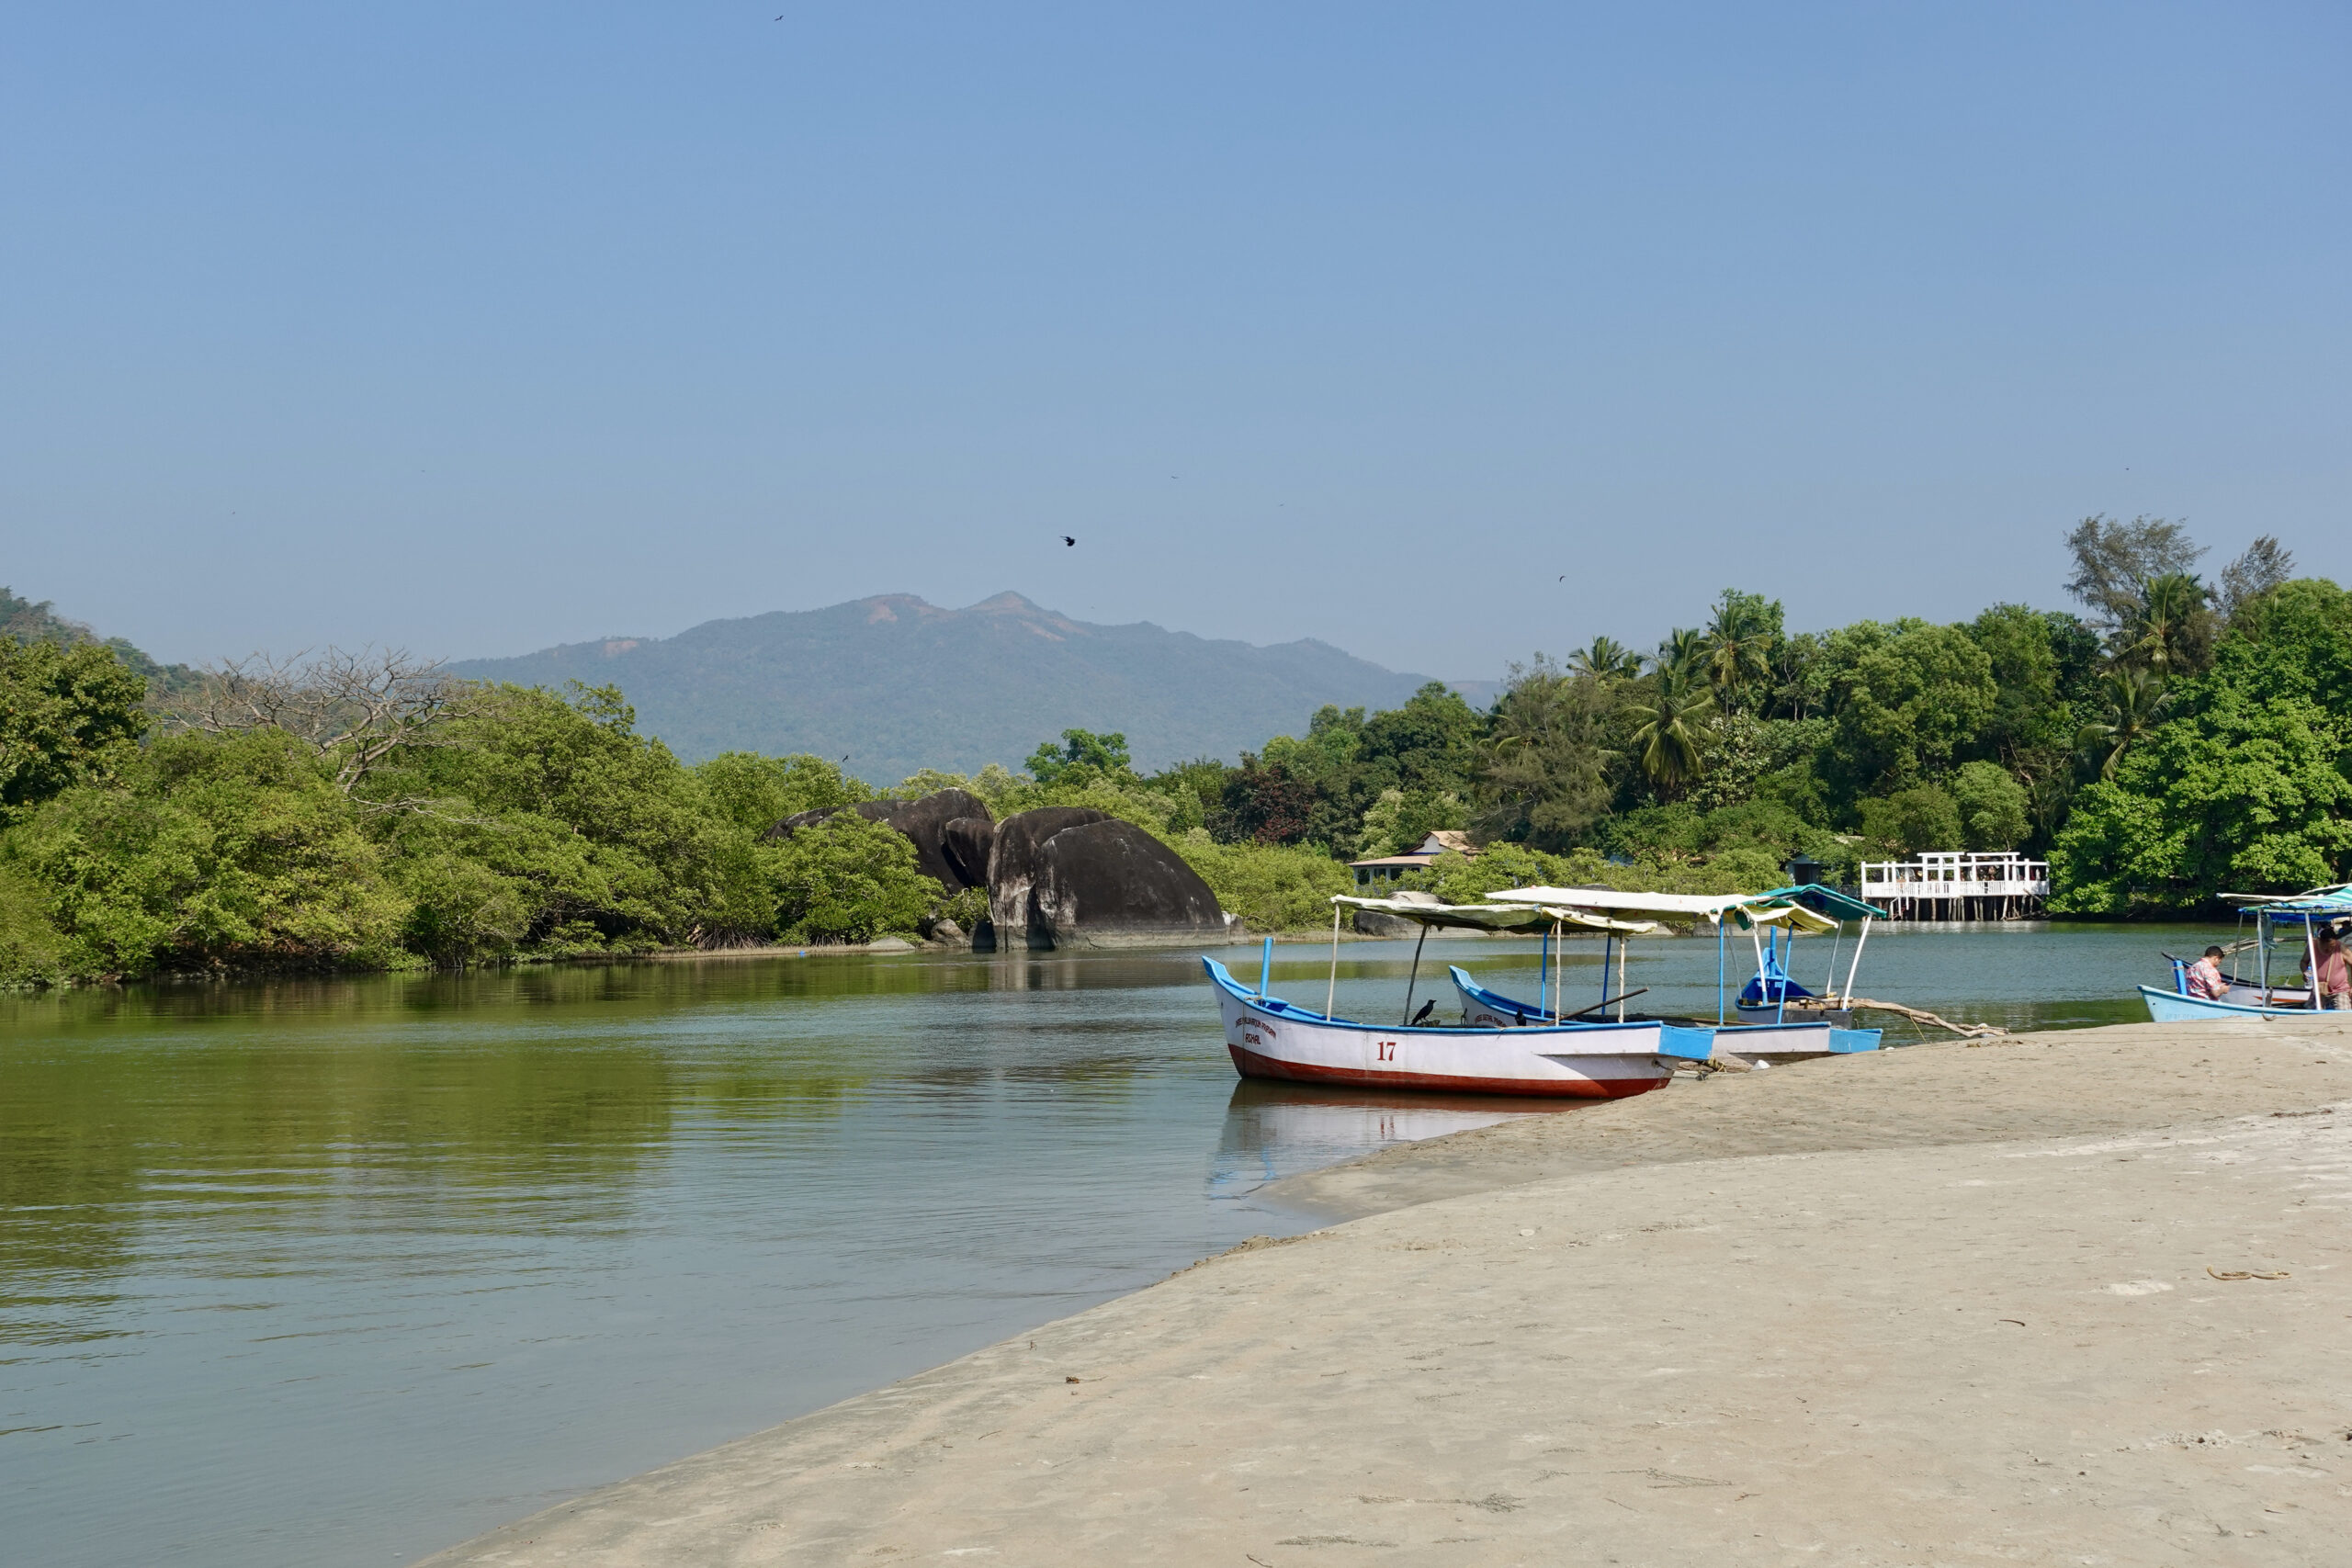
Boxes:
[0,923,2224,1567]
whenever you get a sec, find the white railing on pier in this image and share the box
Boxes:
[1860,851,2050,907]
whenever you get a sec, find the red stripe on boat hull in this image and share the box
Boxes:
[1227,1043,1665,1100]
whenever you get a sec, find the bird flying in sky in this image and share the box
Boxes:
[1063,536,1076,547]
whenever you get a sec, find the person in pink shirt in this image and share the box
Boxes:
[2185,945,2229,1000]
[2307,930,2351,1010]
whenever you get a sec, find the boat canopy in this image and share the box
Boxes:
[1760,883,1887,922]
[2239,890,2352,923]
[1485,886,1839,933]
[1329,894,1657,935]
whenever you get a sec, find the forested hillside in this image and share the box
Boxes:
[0,518,2341,986]
[447,592,1447,780]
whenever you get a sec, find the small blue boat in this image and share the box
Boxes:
[2141,888,2352,1021]
[1449,965,1882,1061]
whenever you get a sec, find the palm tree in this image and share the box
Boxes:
[1703,599,1775,715]
[2076,667,2169,782]
[2117,572,2212,679]
[1653,627,1709,698]
[1569,636,1643,682]
[1625,685,1713,801]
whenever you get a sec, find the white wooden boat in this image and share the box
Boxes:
[1208,958,1712,1099]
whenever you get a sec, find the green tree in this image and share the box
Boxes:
[1624,686,1713,803]
[2075,667,2171,782]
[1951,761,2029,851]
[2052,694,2352,911]
[767,813,943,942]
[1477,659,1621,848]
[1702,589,1782,716]
[13,729,408,976]
[1818,620,1996,801]
[1858,784,1964,858]
[0,638,148,823]
[695,751,871,833]
[1025,729,1134,785]
[2115,571,2214,679]
[2052,576,2352,911]
[1568,636,1644,681]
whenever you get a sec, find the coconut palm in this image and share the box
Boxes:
[1703,599,1775,715]
[1568,636,1644,682]
[2076,667,2170,782]
[1624,685,1714,801]
[2117,572,2212,679]
[1652,627,1709,698]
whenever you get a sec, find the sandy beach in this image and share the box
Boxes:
[420,1016,2352,1566]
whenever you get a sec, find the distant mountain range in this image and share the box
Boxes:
[450,592,1489,782]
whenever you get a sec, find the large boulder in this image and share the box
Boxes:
[767,789,992,893]
[941,816,998,891]
[986,807,1111,946]
[1030,819,1227,949]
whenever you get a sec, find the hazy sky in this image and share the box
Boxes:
[5,3,2346,679]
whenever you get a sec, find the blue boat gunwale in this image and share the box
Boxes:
[2137,983,2324,1020]
[1450,963,1882,1052]
[1449,963,1849,1037]
[1204,958,1674,1041]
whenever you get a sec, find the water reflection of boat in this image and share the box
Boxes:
[2141,889,2352,1021]
[1207,1080,1566,1203]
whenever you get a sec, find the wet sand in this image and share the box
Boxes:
[419,1017,2352,1566]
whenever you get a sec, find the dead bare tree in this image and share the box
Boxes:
[168,646,488,793]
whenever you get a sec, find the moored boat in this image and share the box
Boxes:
[2141,889,2352,1021]
[1209,958,1711,1098]
[1465,882,1889,1058]
[1204,895,1713,1099]
[1447,964,1882,1063]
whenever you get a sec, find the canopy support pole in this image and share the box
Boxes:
[1327,902,1340,1019]
[1538,924,1550,1019]
[1775,924,1788,1023]
[1552,921,1563,1022]
[1716,919,1726,1025]
[1260,935,1273,997]
[2259,909,2268,999]
[1844,916,1872,1006]
[1618,935,1629,1021]
[1601,932,1613,1015]
[1401,924,1429,1026]
[2307,919,2322,1011]
[1824,920,1843,1006]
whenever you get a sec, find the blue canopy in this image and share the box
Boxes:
[2245,891,2352,923]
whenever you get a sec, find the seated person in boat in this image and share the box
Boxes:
[2307,931,2352,1010]
[2186,945,2229,999]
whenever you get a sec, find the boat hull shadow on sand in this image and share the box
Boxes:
[1207,960,1712,1100]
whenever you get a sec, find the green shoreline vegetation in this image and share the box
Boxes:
[2,519,2346,987]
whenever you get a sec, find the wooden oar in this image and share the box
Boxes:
[1562,987,1647,1021]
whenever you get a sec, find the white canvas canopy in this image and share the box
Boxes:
[1487,886,1838,934]
[1329,895,1657,935]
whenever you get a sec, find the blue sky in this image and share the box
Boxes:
[4,3,2345,679]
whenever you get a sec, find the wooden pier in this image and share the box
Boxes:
[1859,852,2049,920]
